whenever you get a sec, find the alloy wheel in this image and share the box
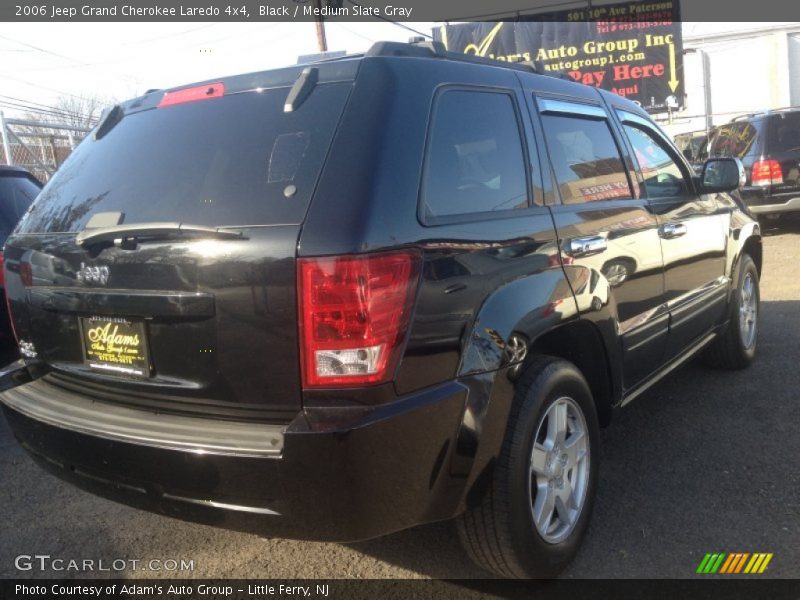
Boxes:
[529,397,590,544]
[739,272,758,350]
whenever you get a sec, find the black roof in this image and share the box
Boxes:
[731,107,800,122]
[0,165,42,185]
[0,165,31,176]
[120,39,648,125]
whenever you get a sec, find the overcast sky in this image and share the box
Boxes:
[0,21,787,120]
[0,21,437,117]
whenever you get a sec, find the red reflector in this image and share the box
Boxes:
[3,254,18,344]
[751,159,783,186]
[5,292,17,344]
[158,83,225,108]
[298,251,421,388]
[20,261,32,288]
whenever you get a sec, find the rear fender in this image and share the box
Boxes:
[452,266,622,505]
[457,268,577,377]
[457,265,622,400]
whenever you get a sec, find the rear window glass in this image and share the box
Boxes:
[16,83,350,234]
[767,112,800,154]
[0,175,39,242]
[707,121,762,159]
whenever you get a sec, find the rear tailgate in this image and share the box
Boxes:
[765,112,800,197]
[5,71,354,420]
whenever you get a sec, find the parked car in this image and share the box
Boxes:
[0,41,762,578]
[0,166,40,359]
[674,129,708,164]
[696,108,800,218]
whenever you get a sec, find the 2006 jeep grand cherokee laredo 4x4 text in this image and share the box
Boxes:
[0,41,762,578]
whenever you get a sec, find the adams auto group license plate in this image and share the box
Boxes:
[80,316,150,377]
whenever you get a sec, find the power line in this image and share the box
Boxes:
[0,97,93,118]
[342,1,433,39]
[383,20,433,40]
[0,103,80,121]
[0,102,94,122]
[0,33,146,85]
[121,24,217,46]
[0,72,93,103]
[0,94,93,118]
[0,33,90,66]
[330,23,379,44]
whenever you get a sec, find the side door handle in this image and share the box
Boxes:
[659,223,688,239]
[568,236,608,258]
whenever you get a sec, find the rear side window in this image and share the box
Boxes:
[708,121,762,159]
[17,83,351,234]
[421,90,529,221]
[0,175,39,242]
[767,112,800,154]
[541,115,631,204]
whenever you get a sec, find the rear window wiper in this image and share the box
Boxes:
[75,222,245,249]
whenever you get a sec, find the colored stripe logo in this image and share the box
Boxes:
[697,552,773,574]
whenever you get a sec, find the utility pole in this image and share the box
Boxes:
[0,111,13,166]
[312,0,328,52]
[684,47,712,136]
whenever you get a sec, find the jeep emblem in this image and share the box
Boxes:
[77,262,110,286]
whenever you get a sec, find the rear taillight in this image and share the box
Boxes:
[751,159,783,186]
[298,251,421,388]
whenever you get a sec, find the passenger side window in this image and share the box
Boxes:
[421,90,530,220]
[622,124,688,198]
[540,115,631,204]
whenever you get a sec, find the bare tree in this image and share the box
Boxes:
[49,95,112,129]
[8,94,117,179]
[23,94,114,132]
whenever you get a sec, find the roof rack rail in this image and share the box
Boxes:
[365,39,540,75]
[731,106,800,121]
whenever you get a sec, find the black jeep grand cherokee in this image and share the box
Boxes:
[0,41,761,578]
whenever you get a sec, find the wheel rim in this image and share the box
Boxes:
[604,263,628,286]
[739,272,758,350]
[529,396,590,544]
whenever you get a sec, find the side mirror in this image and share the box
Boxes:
[700,157,746,193]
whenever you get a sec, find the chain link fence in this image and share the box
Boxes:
[0,112,91,183]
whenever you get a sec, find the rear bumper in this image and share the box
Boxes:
[1,374,477,542]
[740,190,800,215]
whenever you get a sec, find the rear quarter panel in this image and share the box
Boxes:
[300,57,577,396]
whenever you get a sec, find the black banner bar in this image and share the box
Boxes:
[2,0,800,22]
[3,579,800,600]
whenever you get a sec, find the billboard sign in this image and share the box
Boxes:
[435,0,683,113]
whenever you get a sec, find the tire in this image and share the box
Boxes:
[456,356,599,578]
[703,253,759,369]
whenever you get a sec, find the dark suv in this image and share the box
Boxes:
[0,41,762,578]
[0,166,40,359]
[698,108,800,218]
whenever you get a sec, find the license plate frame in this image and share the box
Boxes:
[79,316,151,378]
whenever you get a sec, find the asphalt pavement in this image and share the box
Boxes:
[0,219,798,580]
